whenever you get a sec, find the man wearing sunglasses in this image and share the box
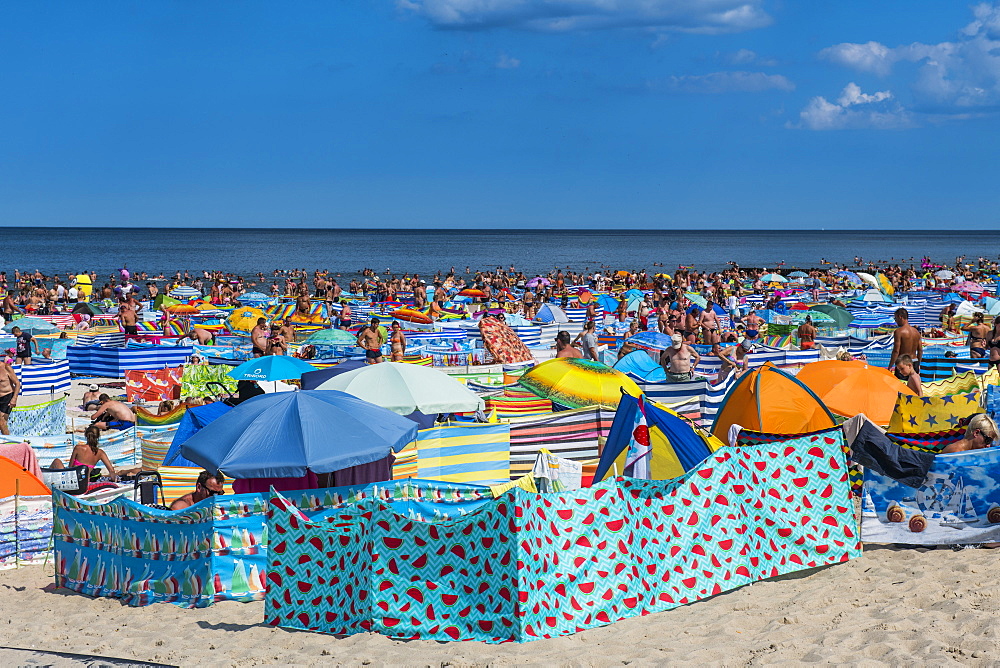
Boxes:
[169,470,226,510]
[942,414,999,453]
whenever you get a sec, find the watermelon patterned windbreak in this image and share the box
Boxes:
[266,430,861,642]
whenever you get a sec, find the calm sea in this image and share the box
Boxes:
[3,228,997,281]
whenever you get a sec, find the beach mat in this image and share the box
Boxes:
[0,646,175,667]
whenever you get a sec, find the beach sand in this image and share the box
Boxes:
[1,545,998,666]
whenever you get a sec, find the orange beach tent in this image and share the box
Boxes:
[0,456,49,497]
[711,363,837,440]
[795,360,915,427]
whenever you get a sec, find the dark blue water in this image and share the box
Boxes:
[2,228,996,280]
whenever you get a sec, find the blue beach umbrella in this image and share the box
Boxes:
[8,317,59,335]
[228,355,316,381]
[169,286,201,298]
[613,350,666,383]
[623,289,645,301]
[596,294,620,312]
[181,390,418,478]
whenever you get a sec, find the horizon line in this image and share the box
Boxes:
[1,226,999,233]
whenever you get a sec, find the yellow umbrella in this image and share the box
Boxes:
[518,358,640,409]
[227,306,266,335]
[877,272,895,296]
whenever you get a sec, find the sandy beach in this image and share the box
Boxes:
[0,544,997,666]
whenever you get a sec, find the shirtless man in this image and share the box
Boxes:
[81,383,102,411]
[797,316,817,350]
[118,299,138,336]
[90,395,137,431]
[699,302,720,345]
[554,331,583,358]
[277,320,296,344]
[0,359,20,435]
[170,470,226,510]
[389,321,407,362]
[888,308,923,374]
[636,299,651,332]
[963,313,989,359]
[660,333,702,382]
[250,318,269,357]
[357,317,385,364]
[413,280,427,310]
[684,308,701,344]
[295,294,312,321]
[189,326,214,345]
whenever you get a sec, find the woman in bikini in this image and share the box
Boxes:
[962,312,990,359]
[50,425,118,480]
[389,322,407,362]
[989,318,1000,367]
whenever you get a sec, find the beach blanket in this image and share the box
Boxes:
[0,442,42,479]
[125,367,182,403]
[180,364,237,399]
[887,390,982,433]
[478,317,532,364]
[7,397,66,437]
[265,431,859,642]
[862,447,1000,545]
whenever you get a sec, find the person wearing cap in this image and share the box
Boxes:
[660,333,701,382]
[714,336,754,382]
[82,384,102,411]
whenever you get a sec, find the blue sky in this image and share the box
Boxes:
[1,1,998,229]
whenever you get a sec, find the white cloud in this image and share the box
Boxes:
[791,82,913,130]
[650,71,794,94]
[818,3,1000,110]
[397,0,772,34]
[496,53,521,68]
[819,41,894,76]
[726,48,777,66]
[837,82,891,106]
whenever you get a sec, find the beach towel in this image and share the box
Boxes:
[135,403,188,427]
[125,366,182,403]
[887,390,982,433]
[180,364,237,399]
[0,441,42,479]
[478,317,532,364]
